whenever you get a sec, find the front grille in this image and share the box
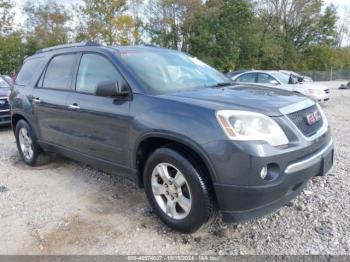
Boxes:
[287,105,323,137]
[0,97,9,111]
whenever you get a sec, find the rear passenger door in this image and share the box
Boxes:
[66,53,130,166]
[32,53,80,148]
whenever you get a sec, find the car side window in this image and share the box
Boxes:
[235,73,256,83]
[76,54,125,94]
[257,73,278,84]
[42,54,78,90]
[16,58,44,86]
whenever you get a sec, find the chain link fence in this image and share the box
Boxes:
[302,70,350,81]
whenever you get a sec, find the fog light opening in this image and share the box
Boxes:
[260,164,280,181]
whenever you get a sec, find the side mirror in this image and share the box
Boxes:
[95,80,129,97]
[270,80,279,85]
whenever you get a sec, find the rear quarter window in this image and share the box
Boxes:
[16,58,44,86]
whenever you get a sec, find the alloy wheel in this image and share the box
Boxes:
[151,163,192,220]
[18,127,34,160]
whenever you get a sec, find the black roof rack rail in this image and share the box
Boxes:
[35,41,101,54]
[142,44,159,48]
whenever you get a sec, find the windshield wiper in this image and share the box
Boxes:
[208,82,232,88]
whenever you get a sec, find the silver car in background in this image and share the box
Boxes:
[230,70,330,103]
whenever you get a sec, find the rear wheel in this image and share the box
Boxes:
[143,147,217,233]
[15,120,49,166]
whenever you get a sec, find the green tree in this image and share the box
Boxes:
[0,33,27,74]
[76,0,134,45]
[189,0,253,71]
[23,0,72,48]
[241,0,340,70]
[146,0,203,51]
[0,0,14,35]
[129,0,144,44]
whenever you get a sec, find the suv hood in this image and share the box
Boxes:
[165,85,311,117]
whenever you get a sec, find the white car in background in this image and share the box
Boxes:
[230,70,330,103]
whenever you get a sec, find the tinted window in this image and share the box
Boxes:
[16,58,44,86]
[76,54,124,94]
[236,73,256,83]
[257,73,278,84]
[43,54,78,90]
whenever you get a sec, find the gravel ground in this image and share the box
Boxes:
[0,83,349,255]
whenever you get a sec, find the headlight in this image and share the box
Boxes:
[216,110,289,146]
[308,89,324,95]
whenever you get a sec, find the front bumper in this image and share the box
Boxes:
[214,139,334,223]
[202,124,333,223]
[309,92,330,103]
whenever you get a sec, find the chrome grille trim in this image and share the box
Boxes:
[280,100,328,141]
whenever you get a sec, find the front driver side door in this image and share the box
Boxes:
[66,53,131,167]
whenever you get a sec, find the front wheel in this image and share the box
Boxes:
[143,147,217,233]
[15,120,48,166]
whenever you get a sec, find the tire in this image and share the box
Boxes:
[15,120,49,166]
[143,147,217,233]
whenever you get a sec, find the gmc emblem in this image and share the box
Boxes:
[306,110,321,125]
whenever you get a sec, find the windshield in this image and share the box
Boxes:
[0,78,10,88]
[119,50,230,94]
[271,72,291,85]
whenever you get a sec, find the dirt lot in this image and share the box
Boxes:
[0,82,349,255]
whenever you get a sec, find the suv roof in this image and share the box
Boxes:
[35,41,102,54]
[27,43,173,64]
[35,42,169,55]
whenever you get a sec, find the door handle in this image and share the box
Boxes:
[68,104,80,110]
[32,98,41,104]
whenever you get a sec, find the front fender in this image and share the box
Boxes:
[129,94,226,183]
[132,130,219,182]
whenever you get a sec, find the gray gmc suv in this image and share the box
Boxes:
[10,43,334,233]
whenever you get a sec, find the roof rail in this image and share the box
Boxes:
[35,41,101,54]
[142,44,159,48]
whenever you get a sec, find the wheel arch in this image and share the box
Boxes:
[11,113,30,133]
[134,133,218,189]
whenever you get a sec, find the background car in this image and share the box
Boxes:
[0,76,11,126]
[339,81,350,89]
[1,75,14,86]
[229,70,330,103]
